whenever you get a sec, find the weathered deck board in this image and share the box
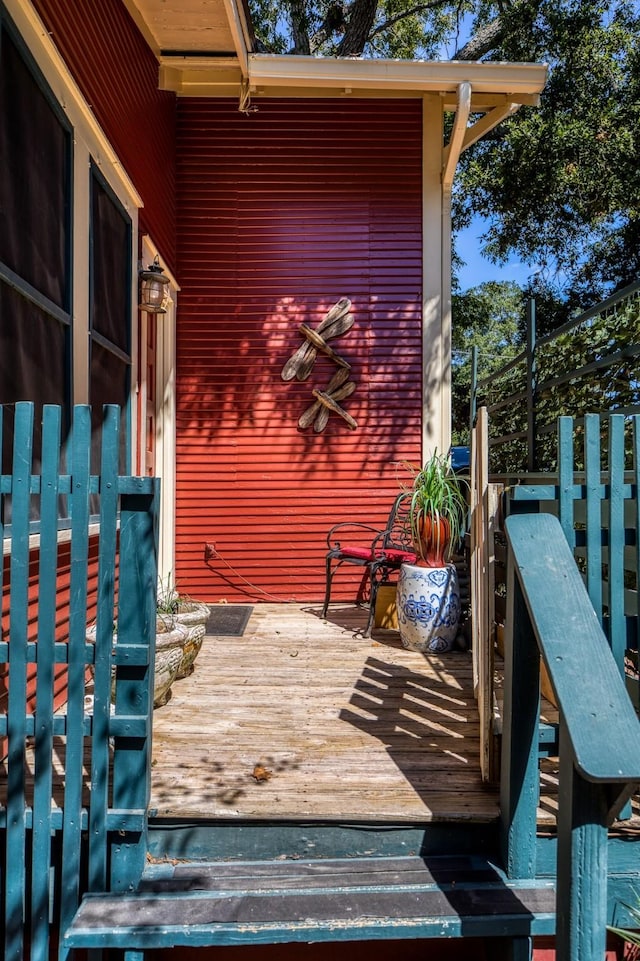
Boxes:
[149,604,499,822]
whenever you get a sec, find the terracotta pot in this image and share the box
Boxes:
[396,562,461,653]
[415,513,450,567]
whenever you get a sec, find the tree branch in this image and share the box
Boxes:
[369,0,452,42]
[453,15,505,60]
[453,0,545,61]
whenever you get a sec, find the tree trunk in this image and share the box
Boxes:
[337,0,379,56]
[286,0,311,55]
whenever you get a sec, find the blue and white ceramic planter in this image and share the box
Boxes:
[396,562,461,653]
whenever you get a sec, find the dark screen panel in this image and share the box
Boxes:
[0,281,68,517]
[0,25,70,308]
[91,172,131,352]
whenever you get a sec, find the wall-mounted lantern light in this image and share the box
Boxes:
[139,255,170,314]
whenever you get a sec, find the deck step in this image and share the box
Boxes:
[63,855,556,951]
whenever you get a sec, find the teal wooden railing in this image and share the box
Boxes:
[508,413,640,705]
[0,402,159,961]
[502,511,640,961]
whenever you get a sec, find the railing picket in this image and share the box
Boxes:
[31,405,62,961]
[110,478,159,894]
[0,403,158,959]
[608,415,631,820]
[88,406,120,893]
[5,402,34,961]
[607,415,626,672]
[500,563,540,881]
[59,406,92,940]
[634,416,640,656]
[511,413,639,679]
[557,416,575,549]
[584,414,603,620]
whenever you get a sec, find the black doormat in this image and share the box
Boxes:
[205,605,253,637]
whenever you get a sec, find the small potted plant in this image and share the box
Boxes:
[395,452,468,653]
[401,452,467,567]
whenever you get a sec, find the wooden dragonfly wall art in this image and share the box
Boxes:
[280,298,358,432]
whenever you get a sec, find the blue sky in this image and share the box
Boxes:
[455,217,534,292]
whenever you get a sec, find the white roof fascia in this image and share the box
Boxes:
[248,54,547,98]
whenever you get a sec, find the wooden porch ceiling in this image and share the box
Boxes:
[150,603,499,823]
[123,0,248,58]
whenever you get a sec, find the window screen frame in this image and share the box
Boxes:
[89,162,133,476]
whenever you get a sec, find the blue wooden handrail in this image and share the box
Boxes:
[501,512,640,961]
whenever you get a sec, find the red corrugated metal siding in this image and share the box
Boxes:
[175,98,423,602]
[30,0,176,270]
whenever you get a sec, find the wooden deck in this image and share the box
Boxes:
[7,602,637,831]
[149,603,499,823]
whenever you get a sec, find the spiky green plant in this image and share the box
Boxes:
[398,451,468,565]
[156,573,180,615]
[608,894,640,952]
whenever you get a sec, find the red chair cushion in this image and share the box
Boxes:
[337,546,416,565]
[338,546,375,560]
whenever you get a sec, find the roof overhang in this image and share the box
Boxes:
[159,52,547,109]
[124,0,546,115]
[126,0,547,176]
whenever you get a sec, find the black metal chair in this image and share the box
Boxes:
[322,493,416,637]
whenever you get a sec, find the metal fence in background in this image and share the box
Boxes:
[470,280,640,474]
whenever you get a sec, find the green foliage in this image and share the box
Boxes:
[249,0,479,59]
[536,296,640,427]
[451,280,525,444]
[250,0,290,53]
[608,893,640,949]
[456,0,640,301]
[398,452,468,563]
